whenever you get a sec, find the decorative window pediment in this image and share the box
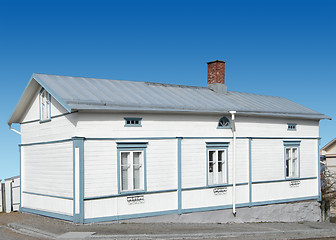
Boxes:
[217,117,231,129]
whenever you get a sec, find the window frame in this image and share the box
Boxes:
[39,88,51,123]
[217,117,231,129]
[287,123,297,131]
[206,142,229,187]
[284,141,300,179]
[124,117,142,127]
[117,142,148,194]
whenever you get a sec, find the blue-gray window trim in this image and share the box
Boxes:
[217,117,231,129]
[39,88,51,123]
[124,118,142,127]
[117,142,148,194]
[287,123,297,131]
[284,141,301,179]
[206,142,229,187]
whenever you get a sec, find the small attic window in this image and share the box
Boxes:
[39,88,51,122]
[217,117,231,129]
[124,118,142,127]
[287,123,297,131]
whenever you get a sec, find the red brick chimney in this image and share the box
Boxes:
[207,60,227,94]
[207,60,225,85]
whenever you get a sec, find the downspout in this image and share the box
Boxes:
[9,124,21,135]
[229,111,237,216]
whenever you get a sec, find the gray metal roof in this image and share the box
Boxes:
[8,73,330,125]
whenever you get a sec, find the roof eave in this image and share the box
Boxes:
[7,73,72,126]
[321,137,336,151]
[71,105,330,120]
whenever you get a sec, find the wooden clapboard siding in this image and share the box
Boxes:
[181,138,249,189]
[146,139,177,191]
[23,194,73,216]
[84,140,117,198]
[237,116,319,138]
[21,88,40,123]
[22,90,69,123]
[252,178,318,202]
[251,139,285,182]
[21,114,77,144]
[84,192,177,219]
[252,139,318,182]
[22,142,73,198]
[76,113,319,139]
[300,139,318,178]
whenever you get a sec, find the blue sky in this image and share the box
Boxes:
[0,0,335,179]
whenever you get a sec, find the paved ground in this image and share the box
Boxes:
[1,212,336,239]
[0,225,45,240]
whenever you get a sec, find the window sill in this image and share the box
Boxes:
[119,190,146,196]
[124,125,142,127]
[39,119,51,124]
[285,177,300,181]
[207,184,229,188]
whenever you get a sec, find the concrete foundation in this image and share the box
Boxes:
[122,201,321,223]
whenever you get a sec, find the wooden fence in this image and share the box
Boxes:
[1,176,20,213]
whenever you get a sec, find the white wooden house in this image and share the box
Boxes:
[8,60,330,223]
[321,138,336,175]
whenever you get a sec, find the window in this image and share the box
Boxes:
[206,142,229,185]
[287,123,297,131]
[217,117,231,129]
[39,88,51,122]
[284,141,300,179]
[124,118,142,127]
[117,142,147,193]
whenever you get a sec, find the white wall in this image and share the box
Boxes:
[146,139,177,191]
[80,112,319,220]
[83,138,178,220]
[252,179,318,202]
[252,139,318,182]
[85,192,177,219]
[21,141,73,215]
[12,177,20,211]
[20,88,77,144]
[251,139,284,182]
[84,140,117,198]
[21,114,77,144]
[5,180,11,213]
[18,106,320,220]
[84,139,177,198]
[76,112,319,139]
[22,89,69,123]
[300,140,318,178]
[181,139,249,188]
[23,194,73,216]
[21,88,40,123]
[237,116,319,138]
[326,158,336,174]
[182,185,248,210]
